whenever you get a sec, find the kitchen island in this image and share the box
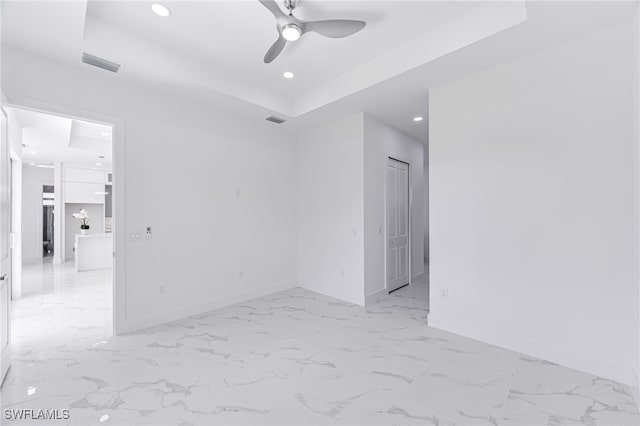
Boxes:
[75,233,112,272]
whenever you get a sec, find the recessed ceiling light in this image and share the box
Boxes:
[151,3,171,17]
[95,163,103,166]
[27,386,36,396]
[413,116,424,122]
[101,132,109,137]
[36,164,54,169]
[283,71,295,79]
[282,24,301,41]
[29,162,36,166]
[99,414,110,423]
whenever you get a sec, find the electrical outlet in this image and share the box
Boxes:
[159,285,166,295]
[146,226,152,240]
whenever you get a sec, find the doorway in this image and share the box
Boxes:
[42,185,54,257]
[0,102,120,386]
[386,157,410,293]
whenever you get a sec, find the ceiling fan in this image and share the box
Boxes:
[259,0,366,63]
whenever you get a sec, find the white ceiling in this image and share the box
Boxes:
[9,107,113,169]
[1,1,638,143]
[85,1,481,102]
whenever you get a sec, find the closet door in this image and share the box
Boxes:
[386,158,409,293]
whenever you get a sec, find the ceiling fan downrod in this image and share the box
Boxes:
[284,0,297,16]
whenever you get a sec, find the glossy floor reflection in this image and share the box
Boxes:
[1,262,638,425]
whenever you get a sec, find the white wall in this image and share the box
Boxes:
[296,114,365,305]
[6,108,23,156]
[3,47,297,333]
[21,165,53,261]
[363,114,425,300]
[424,98,430,264]
[53,162,63,265]
[296,114,426,306]
[424,141,429,264]
[64,203,105,261]
[633,5,640,406]
[429,21,637,385]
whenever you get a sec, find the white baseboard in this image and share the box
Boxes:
[300,283,364,306]
[118,283,296,335]
[412,272,426,282]
[429,311,637,387]
[631,368,640,410]
[365,287,388,306]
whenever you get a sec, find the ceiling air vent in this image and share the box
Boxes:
[266,116,286,124]
[81,52,121,73]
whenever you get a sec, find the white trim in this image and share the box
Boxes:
[631,368,639,410]
[118,283,295,334]
[8,146,22,300]
[411,272,426,283]
[635,4,640,412]
[53,162,63,264]
[429,311,638,387]
[4,95,126,335]
[365,287,388,306]
[301,282,364,306]
[384,156,412,293]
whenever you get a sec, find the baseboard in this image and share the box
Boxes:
[365,287,388,306]
[631,368,640,410]
[429,311,637,387]
[299,283,364,306]
[412,271,426,282]
[118,282,296,335]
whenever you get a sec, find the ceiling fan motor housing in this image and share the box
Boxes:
[260,0,367,63]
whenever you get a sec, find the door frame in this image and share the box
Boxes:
[4,96,126,335]
[384,156,412,293]
[9,149,22,300]
[1,106,11,385]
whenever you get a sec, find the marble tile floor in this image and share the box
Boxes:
[1,262,638,425]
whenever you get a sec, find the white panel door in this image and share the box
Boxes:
[0,108,11,385]
[386,158,410,292]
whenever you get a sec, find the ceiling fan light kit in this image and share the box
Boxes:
[258,0,366,63]
[282,24,302,41]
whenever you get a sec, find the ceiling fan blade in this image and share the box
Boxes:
[303,19,366,38]
[264,35,287,63]
[258,0,286,18]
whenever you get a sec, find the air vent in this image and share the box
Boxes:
[266,116,286,124]
[81,52,121,73]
